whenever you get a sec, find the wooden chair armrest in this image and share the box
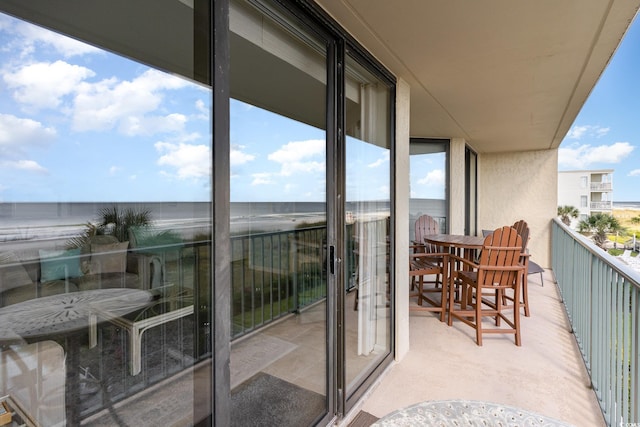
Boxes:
[477,264,526,273]
[410,252,449,260]
[449,254,478,270]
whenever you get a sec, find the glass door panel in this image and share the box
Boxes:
[409,139,449,239]
[229,1,328,425]
[344,52,392,396]
[0,3,212,425]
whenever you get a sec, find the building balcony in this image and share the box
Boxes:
[346,220,639,427]
[590,201,612,210]
[590,183,612,192]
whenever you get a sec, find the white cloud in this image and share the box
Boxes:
[629,169,640,177]
[119,113,187,136]
[231,145,255,166]
[251,172,272,185]
[566,125,610,140]
[558,142,634,168]
[109,166,121,175]
[72,68,189,135]
[16,20,101,57]
[268,139,325,176]
[14,159,47,173]
[3,60,95,110]
[155,141,211,179]
[368,152,390,168]
[0,113,56,157]
[1,159,48,174]
[0,16,100,59]
[194,99,209,120]
[417,169,445,186]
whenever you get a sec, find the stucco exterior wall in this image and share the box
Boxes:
[394,78,410,360]
[478,149,558,267]
[449,138,467,234]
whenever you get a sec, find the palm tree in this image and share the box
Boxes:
[557,205,579,226]
[577,212,622,249]
[67,206,152,248]
[96,206,153,242]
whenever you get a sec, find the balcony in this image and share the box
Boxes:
[590,201,613,210]
[348,271,605,426]
[591,183,613,192]
[346,219,639,427]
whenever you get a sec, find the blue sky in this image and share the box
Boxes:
[558,15,640,202]
[0,12,391,203]
[0,13,213,202]
[2,10,638,204]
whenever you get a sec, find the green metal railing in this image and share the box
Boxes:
[230,225,331,339]
[552,219,639,425]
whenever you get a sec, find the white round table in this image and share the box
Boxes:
[372,400,574,427]
[0,288,153,425]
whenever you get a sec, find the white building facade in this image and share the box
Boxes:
[558,170,614,223]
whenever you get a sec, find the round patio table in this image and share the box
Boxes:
[424,234,484,254]
[372,400,573,426]
[0,288,153,425]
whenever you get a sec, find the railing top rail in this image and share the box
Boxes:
[553,218,640,289]
[230,224,328,240]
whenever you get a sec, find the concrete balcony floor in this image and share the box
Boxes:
[346,271,606,427]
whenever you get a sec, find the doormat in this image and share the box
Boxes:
[230,334,297,389]
[231,372,325,427]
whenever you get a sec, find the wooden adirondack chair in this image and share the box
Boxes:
[448,226,525,346]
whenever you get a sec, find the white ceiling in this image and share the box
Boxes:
[316,0,640,153]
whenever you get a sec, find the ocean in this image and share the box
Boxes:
[2,200,633,249]
[0,201,385,247]
[613,201,640,209]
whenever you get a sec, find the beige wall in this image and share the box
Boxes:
[449,138,467,234]
[394,78,410,360]
[478,149,558,267]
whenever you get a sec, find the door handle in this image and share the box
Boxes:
[329,245,335,274]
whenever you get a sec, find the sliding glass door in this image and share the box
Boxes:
[0,2,212,425]
[344,52,392,404]
[0,1,395,425]
[228,1,330,425]
[227,0,395,423]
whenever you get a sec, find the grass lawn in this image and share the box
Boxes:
[610,208,640,249]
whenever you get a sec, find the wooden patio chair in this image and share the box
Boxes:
[413,214,440,249]
[507,219,531,316]
[409,251,449,321]
[507,219,547,316]
[447,226,525,346]
[411,214,443,289]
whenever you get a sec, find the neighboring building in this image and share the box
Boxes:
[0,1,638,427]
[558,170,614,224]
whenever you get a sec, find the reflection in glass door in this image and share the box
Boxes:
[344,52,392,399]
[229,1,328,425]
[409,139,449,238]
[0,2,212,425]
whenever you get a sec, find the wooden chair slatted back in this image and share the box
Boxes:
[414,215,440,252]
[512,219,530,253]
[478,226,522,287]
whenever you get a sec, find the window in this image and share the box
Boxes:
[581,196,588,208]
[409,139,448,238]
